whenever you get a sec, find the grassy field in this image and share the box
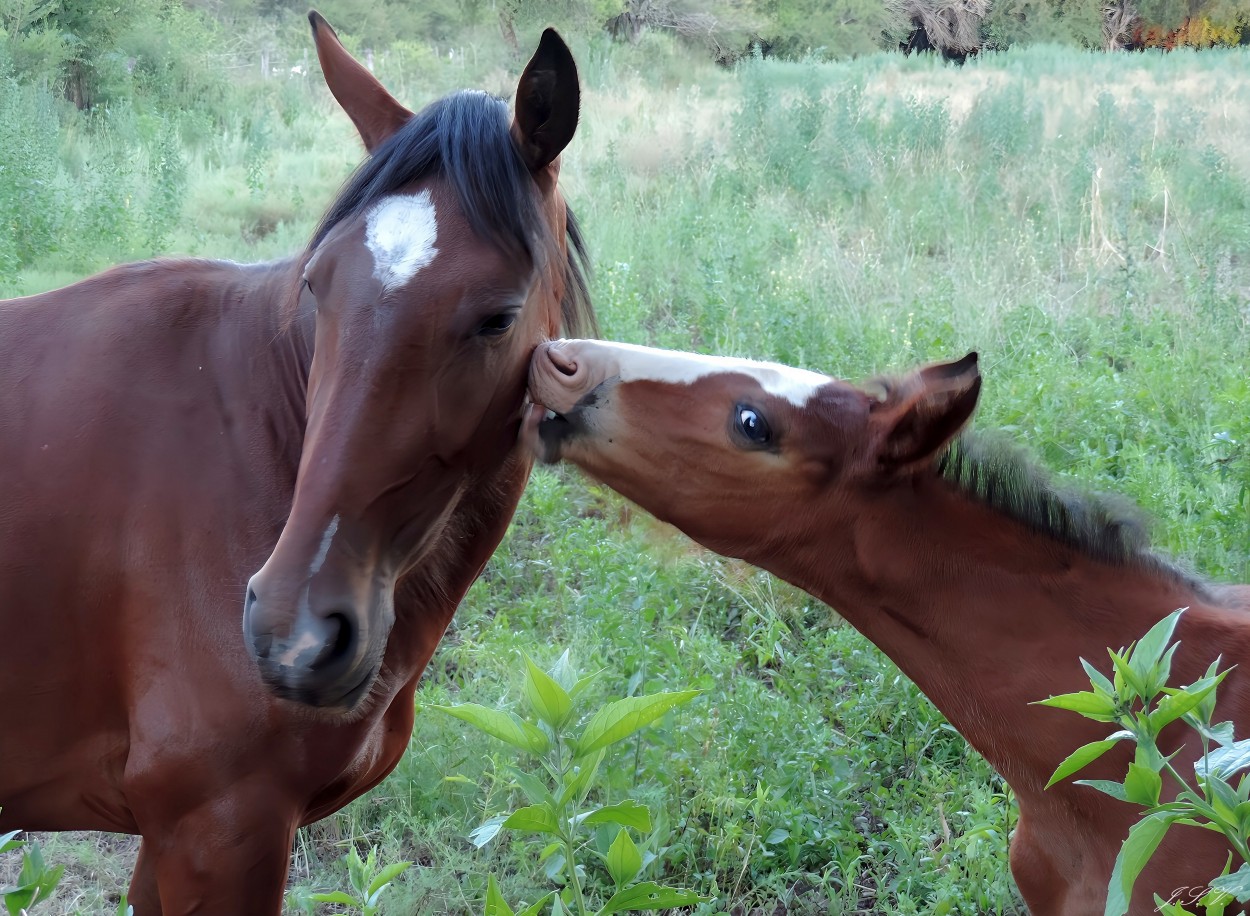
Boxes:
[3,35,1249,915]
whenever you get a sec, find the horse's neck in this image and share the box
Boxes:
[217,258,314,472]
[756,475,1206,790]
[381,448,534,692]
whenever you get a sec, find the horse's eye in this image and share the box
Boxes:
[479,312,518,336]
[735,405,772,446]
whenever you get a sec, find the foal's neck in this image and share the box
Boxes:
[756,473,1200,790]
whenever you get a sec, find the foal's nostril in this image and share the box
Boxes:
[245,586,258,617]
[547,346,578,377]
[308,612,356,672]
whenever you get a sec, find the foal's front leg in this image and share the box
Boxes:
[129,784,298,916]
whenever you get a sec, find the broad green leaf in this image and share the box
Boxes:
[1045,734,1132,789]
[484,875,515,916]
[524,656,574,730]
[1234,799,1250,831]
[1150,675,1225,732]
[579,800,652,832]
[1197,657,1228,723]
[1110,650,1149,703]
[366,860,412,898]
[596,882,711,914]
[1034,690,1119,721]
[573,691,701,757]
[1209,862,1250,902]
[1149,642,1180,697]
[1130,609,1186,690]
[1124,762,1163,806]
[1199,886,1233,916]
[1204,774,1242,825]
[558,749,605,807]
[605,828,642,888]
[765,828,790,844]
[1075,778,1130,802]
[570,670,602,700]
[1151,895,1199,916]
[1133,734,1166,773]
[309,891,358,905]
[503,805,562,837]
[470,814,509,848]
[1081,657,1116,697]
[542,851,566,882]
[505,765,555,808]
[428,704,549,755]
[1190,719,1237,748]
[0,830,21,854]
[518,893,556,916]
[1196,740,1250,780]
[1104,813,1173,916]
[548,649,577,691]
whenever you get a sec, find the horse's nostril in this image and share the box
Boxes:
[251,632,273,660]
[548,347,578,377]
[245,586,258,616]
[308,612,356,672]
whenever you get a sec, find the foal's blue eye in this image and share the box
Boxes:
[479,312,518,336]
[735,405,771,446]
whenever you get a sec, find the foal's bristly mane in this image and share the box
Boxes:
[311,90,595,337]
[936,433,1197,585]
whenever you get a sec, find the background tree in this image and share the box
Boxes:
[982,0,1104,48]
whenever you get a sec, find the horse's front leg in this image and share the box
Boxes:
[129,783,298,916]
[128,841,162,915]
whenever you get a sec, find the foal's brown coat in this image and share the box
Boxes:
[527,339,1250,916]
[0,16,590,914]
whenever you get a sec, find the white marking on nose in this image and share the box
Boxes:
[550,340,832,407]
[310,515,340,578]
[276,629,322,667]
[364,191,439,291]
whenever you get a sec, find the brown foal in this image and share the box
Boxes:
[525,338,1250,916]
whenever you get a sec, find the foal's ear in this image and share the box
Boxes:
[873,352,981,473]
[512,29,580,173]
[309,10,412,153]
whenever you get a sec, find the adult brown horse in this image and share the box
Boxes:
[525,340,1250,916]
[0,14,593,914]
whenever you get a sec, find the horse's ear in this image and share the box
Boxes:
[512,28,580,174]
[309,10,412,153]
[873,352,981,473]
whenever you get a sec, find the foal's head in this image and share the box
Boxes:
[525,340,980,556]
[244,14,591,711]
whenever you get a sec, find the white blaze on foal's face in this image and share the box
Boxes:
[556,339,833,408]
[364,191,440,291]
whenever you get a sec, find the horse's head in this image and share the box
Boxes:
[525,340,980,557]
[244,13,591,712]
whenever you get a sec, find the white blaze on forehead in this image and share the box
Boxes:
[364,191,439,291]
[555,340,832,407]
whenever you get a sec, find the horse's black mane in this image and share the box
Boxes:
[936,433,1200,586]
[311,90,594,336]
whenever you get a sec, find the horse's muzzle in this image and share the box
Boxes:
[243,576,379,710]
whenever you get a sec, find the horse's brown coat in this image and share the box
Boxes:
[0,16,591,914]
[527,339,1250,916]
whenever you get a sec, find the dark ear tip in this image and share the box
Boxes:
[308,10,326,32]
[537,28,575,62]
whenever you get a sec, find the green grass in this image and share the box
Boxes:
[3,37,1249,916]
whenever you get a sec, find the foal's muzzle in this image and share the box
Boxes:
[243,573,382,710]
